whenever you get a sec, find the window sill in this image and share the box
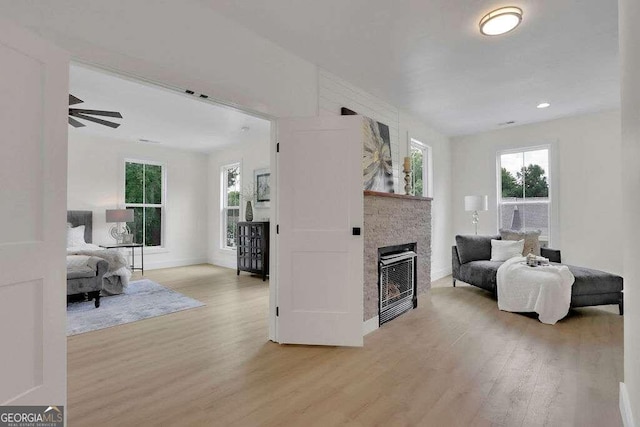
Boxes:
[220,248,237,253]
[143,247,169,255]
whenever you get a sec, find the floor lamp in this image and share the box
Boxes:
[464,195,488,235]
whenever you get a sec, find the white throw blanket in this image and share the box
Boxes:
[497,256,575,324]
[67,246,131,295]
[67,255,93,269]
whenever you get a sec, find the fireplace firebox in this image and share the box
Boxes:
[378,243,417,326]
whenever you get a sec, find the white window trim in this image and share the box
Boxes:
[221,162,241,251]
[123,158,167,249]
[496,143,558,247]
[409,136,433,198]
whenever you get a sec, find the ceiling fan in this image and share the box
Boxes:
[68,94,123,128]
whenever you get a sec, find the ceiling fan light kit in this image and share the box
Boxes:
[479,6,523,36]
[68,94,123,128]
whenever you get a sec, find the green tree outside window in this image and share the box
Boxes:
[125,161,163,247]
[501,165,549,198]
[410,148,423,197]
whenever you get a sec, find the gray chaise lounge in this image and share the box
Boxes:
[452,235,624,315]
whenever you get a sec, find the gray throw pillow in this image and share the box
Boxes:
[499,229,541,256]
[455,235,501,264]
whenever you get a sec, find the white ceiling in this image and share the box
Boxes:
[69,64,271,152]
[202,0,619,136]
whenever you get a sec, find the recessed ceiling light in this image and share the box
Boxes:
[479,7,523,36]
[537,102,551,109]
[240,126,250,132]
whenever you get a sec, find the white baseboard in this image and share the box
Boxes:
[621,382,636,427]
[363,316,379,336]
[143,257,209,271]
[208,256,236,270]
[431,266,452,281]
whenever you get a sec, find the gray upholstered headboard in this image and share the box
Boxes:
[67,210,93,244]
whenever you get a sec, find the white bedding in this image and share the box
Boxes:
[67,243,102,252]
[67,243,131,295]
[497,256,575,324]
[67,255,93,269]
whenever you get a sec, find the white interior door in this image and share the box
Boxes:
[0,19,69,405]
[277,116,363,346]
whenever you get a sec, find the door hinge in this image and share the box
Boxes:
[276,142,280,153]
[276,224,279,234]
[276,306,279,317]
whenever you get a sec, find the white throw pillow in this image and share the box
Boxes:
[490,239,524,262]
[67,225,86,248]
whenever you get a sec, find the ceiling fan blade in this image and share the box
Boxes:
[70,112,121,128]
[68,108,123,118]
[68,117,86,128]
[69,94,83,106]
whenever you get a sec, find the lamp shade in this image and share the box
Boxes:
[106,209,134,223]
[464,195,488,212]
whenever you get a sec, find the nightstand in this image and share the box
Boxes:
[100,243,144,275]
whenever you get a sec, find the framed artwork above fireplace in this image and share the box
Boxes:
[341,107,394,193]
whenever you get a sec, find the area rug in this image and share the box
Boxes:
[67,279,205,336]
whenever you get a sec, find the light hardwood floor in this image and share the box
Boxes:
[68,265,623,426]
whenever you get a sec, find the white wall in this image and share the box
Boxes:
[0,1,319,120]
[318,69,453,280]
[451,110,623,275]
[208,135,271,269]
[399,112,453,279]
[620,0,640,424]
[68,132,209,270]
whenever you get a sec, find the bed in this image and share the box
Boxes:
[67,210,131,295]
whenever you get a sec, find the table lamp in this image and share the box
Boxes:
[106,209,134,243]
[464,195,488,235]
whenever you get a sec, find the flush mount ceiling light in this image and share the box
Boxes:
[479,7,523,36]
[537,102,551,109]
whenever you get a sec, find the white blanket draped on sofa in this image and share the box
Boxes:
[497,256,575,324]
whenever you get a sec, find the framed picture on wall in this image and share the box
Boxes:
[341,107,394,193]
[254,168,271,208]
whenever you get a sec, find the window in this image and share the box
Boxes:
[124,160,164,247]
[410,138,429,197]
[221,163,240,249]
[498,147,551,245]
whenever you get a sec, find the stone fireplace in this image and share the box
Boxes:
[364,191,431,327]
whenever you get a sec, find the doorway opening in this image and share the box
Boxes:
[65,61,277,338]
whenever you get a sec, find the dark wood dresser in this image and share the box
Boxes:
[237,221,270,281]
